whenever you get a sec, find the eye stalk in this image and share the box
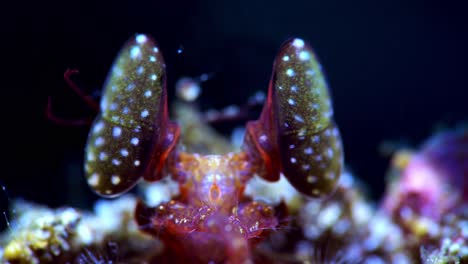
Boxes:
[84,35,341,199]
[244,38,344,197]
[84,34,180,197]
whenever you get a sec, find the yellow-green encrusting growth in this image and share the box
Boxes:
[0,196,160,263]
[1,201,82,263]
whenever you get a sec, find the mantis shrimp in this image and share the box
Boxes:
[83,34,343,263]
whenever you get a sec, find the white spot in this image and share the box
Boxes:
[284,122,289,128]
[112,127,122,138]
[333,128,340,137]
[111,175,121,185]
[288,98,295,105]
[307,175,317,183]
[298,128,307,137]
[112,67,122,77]
[136,66,144,75]
[311,135,320,143]
[134,160,141,166]
[286,69,295,77]
[306,69,316,76]
[291,85,298,92]
[109,103,118,111]
[93,121,104,133]
[88,173,99,186]
[95,137,104,146]
[120,149,129,157]
[100,98,108,111]
[290,157,297,164]
[144,90,152,97]
[289,144,295,149]
[127,83,135,91]
[151,74,157,80]
[141,109,149,118]
[87,152,95,161]
[302,164,311,171]
[149,56,156,62]
[299,51,310,61]
[294,114,304,123]
[282,55,290,61]
[304,147,313,155]
[153,47,159,53]
[112,159,121,166]
[123,107,129,114]
[327,147,334,157]
[292,38,305,48]
[131,137,139,146]
[130,46,141,59]
[136,34,147,44]
[259,134,267,142]
[315,155,323,161]
[99,152,108,161]
[278,85,283,90]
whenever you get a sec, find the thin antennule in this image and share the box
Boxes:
[46,97,94,126]
[46,69,100,126]
[63,69,99,111]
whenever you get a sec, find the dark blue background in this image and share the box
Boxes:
[1,0,467,228]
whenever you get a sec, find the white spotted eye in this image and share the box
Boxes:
[84,34,180,198]
[272,38,343,197]
[243,38,343,198]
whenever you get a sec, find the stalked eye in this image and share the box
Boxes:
[272,38,343,197]
[244,38,343,197]
[85,34,180,197]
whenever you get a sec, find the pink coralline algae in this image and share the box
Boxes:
[384,128,467,223]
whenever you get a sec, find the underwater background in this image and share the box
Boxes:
[1,0,467,234]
